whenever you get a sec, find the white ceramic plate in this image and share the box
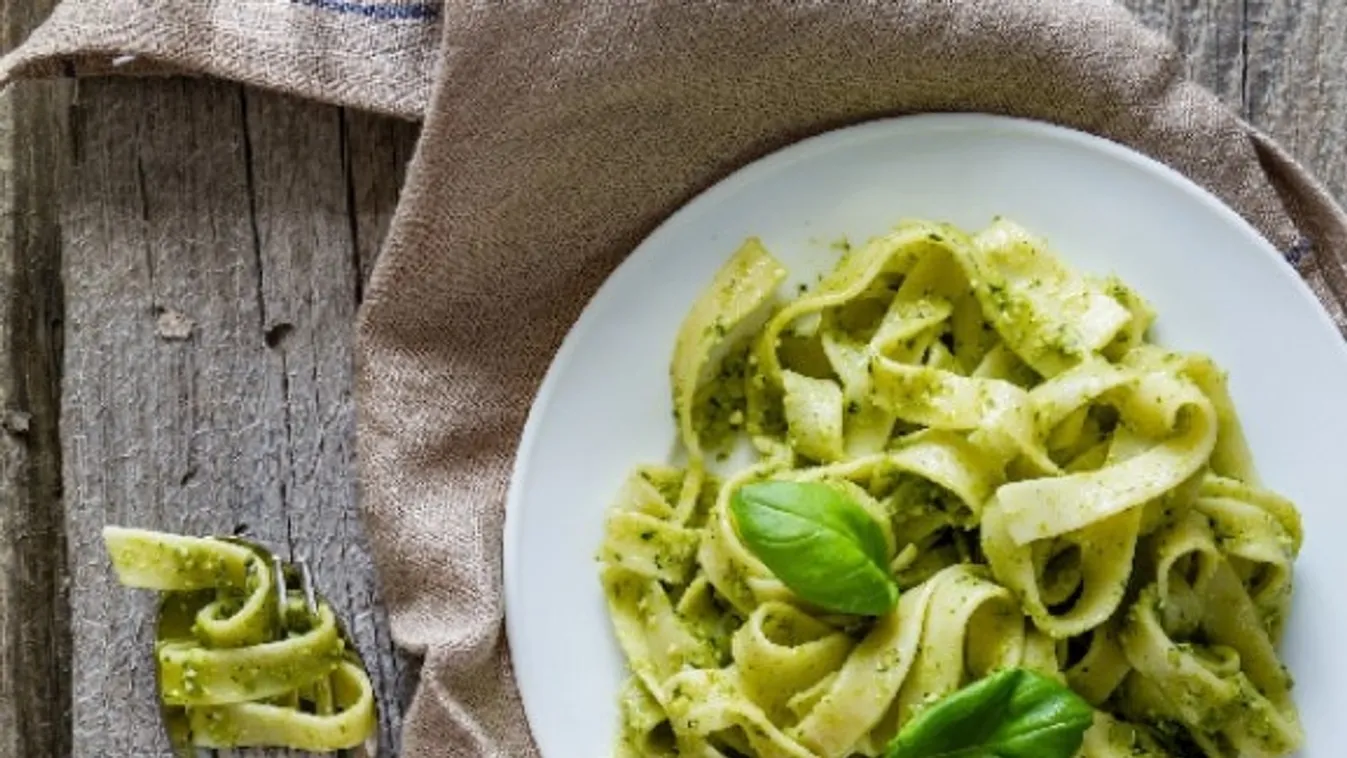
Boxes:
[503,114,1347,757]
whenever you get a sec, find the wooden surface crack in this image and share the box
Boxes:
[340,112,367,305]
[239,86,273,341]
[1240,0,1251,117]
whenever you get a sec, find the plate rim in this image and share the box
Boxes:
[500,111,1347,754]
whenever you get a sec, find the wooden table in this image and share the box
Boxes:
[0,1,1343,756]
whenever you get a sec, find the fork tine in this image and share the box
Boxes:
[296,557,318,616]
[272,554,288,619]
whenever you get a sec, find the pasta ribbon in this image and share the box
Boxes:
[105,528,254,591]
[672,236,787,464]
[102,527,377,753]
[599,219,1305,758]
[965,219,1131,378]
[159,602,345,706]
[994,369,1217,545]
[186,661,375,752]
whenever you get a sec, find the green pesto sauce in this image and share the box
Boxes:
[691,345,754,452]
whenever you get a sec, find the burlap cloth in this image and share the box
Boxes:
[5,1,1347,756]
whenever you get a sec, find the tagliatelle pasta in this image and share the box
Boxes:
[597,218,1303,757]
[102,527,377,753]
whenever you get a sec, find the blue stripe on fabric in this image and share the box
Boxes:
[292,0,439,21]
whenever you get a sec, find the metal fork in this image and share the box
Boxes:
[158,538,378,758]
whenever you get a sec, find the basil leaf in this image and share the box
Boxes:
[886,668,1095,758]
[730,480,898,616]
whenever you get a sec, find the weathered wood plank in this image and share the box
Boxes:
[1245,0,1347,204]
[1123,0,1248,107]
[60,77,412,757]
[344,111,420,291]
[1126,0,1347,209]
[237,87,417,755]
[62,76,273,757]
[0,0,68,755]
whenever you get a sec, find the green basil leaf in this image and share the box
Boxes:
[729,480,898,616]
[886,668,1095,758]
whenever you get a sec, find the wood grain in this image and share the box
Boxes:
[1245,0,1347,202]
[58,78,418,756]
[0,1,1341,757]
[1125,0,1347,205]
[1123,0,1248,107]
[62,77,274,757]
[236,86,418,754]
[0,0,68,756]
[345,111,420,290]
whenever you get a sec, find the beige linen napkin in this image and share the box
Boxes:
[5,1,1347,757]
[0,0,440,118]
